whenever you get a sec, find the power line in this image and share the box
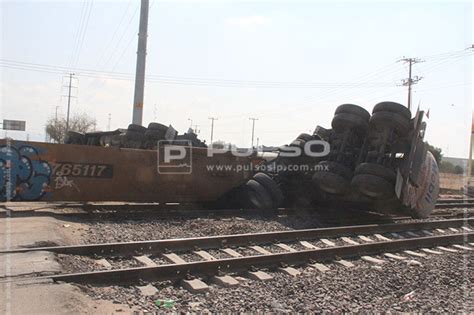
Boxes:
[0,59,397,88]
[72,0,94,68]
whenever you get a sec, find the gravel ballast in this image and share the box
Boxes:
[79,251,473,313]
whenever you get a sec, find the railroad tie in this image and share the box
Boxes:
[437,246,458,253]
[341,237,359,245]
[448,228,459,233]
[133,255,158,267]
[211,275,239,287]
[358,235,374,243]
[461,226,473,232]
[361,256,385,265]
[246,270,273,281]
[309,263,330,272]
[403,250,427,258]
[422,230,434,236]
[299,241,320,249]
[452,244,473,251]
[383,253,407,260]
[406,231,420,238]
[181,279,209,293]
[374,234,391,241]
[335,260,355,268]
[390,232,404,239]
[278,266,301,277]
[275,243,297,252]
[194,250,217,261]
[221,248,242,258]
[420,248,443,255]
[320,239,336,247]
[435,229,446,234]
[162,253,187,264]
[249,245,272,255]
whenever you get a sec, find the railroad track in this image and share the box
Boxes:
[1,199,473,220]
[434,198,474,209]
[2,218,473,290]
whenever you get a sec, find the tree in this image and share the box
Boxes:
[454,165,464,175]
[439,161,455,173]
[426,142,442,165]
[45,112,96,143]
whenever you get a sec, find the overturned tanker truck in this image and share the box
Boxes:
[0,101,438,218]
[260,101,440,218]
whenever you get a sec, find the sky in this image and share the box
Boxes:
[0,0,472,157]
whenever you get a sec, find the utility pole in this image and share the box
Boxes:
[107,113,111,131]
[249,117,259,149]
[65,73,75,134]
[208,117,218,145]
[188,118,193,128]
[193,124,200,134]
[55,106,59,121]
[132,0,149,126]
[399,57,423,111]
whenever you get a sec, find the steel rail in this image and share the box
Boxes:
[48,233,474,285]
[436,198,474,204]
[434,203,474,209]
[2,218,472,257]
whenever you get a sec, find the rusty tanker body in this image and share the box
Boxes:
[0,101,439,219]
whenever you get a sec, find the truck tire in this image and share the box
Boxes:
[148,122,168,132]
[373,101,411,120]
[128,124,147,134]
[253,173,284,206]
[351,173,394,199]
[331,113,368,133]
[296,133,313,142]
[355,163,396,184]
[65,131,86,145]
[369,111,410,135]
[245,180,273,209]
[335,104,371,121]
[313,161,352,194]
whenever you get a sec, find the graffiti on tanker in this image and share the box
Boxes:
[0,144,52,201]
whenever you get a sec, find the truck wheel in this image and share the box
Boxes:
[335,104,371,121]
[245,180,273,209]
[290,139,306,149]
[331,113,368,133]
[125,130,144,141]
[369,111,410,135]
[65,131,86,145]
[373,101,411,120]
[145,129,166,139]
[128,124,147,134]
[313,171,350,195]
[253,173,284,206]
[296,133,313,142]
[148,122,168,132]
[355,163,396,184]
[317,161,353,179]
[313,161,352,194]
[351,174,394,199]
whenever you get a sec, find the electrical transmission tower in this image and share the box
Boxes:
[399,57,423,111]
